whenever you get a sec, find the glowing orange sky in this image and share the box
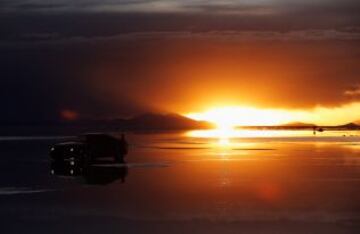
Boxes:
[185,104,360,127]
[79,38,360,125]
[3,3,360,123]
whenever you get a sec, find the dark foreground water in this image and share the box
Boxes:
[0,131,359,233]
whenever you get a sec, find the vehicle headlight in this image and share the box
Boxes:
[50,147,55,151]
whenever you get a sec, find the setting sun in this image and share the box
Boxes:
[185,106,299,141]
[186,106,295,128]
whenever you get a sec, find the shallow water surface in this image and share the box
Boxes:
[0,131,359,233]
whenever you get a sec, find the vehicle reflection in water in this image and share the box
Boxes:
[50,160,128,185]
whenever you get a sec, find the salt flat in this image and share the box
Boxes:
[0,131,359,233]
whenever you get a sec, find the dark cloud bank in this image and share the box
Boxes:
[1,0,360,123]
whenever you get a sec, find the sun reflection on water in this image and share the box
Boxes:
[186,128,314,139]
[218,137,230,146]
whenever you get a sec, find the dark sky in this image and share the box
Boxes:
[1,0,360,123]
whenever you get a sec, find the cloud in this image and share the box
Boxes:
[0,0,180,13]
[1,26,360,122]
[12,2,67,10]
[2,29,360,48]
[2,0,360,14]
[344,84,360,97]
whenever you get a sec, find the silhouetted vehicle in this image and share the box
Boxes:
[50,160,128,185]
[50,133,128,164]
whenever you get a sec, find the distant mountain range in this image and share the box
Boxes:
[336,122,360,129]
[121,113,214,130]
[238,121,360,130]
[280,122,316,127]
[59,113,215,131]
[2,113,360,133]
[0,113,215,136]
